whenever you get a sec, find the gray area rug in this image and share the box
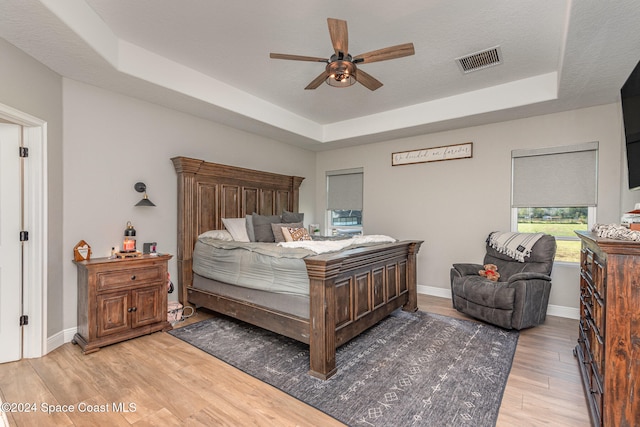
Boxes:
[169,310,518,426]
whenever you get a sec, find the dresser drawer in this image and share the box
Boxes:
[592,258,605,299]
[97,265,164,291]
[581,248,595,280]
[586,316,604,382]
[587,385,603,427]
[592,292,604,336]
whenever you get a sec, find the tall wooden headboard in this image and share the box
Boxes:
[171,156,305,304]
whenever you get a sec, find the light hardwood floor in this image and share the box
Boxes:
[0,294,590,426]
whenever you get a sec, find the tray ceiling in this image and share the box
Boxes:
[1,0,640,150]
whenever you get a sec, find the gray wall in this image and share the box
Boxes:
[0,38,64,336]
[61,79,317,332]
[316,103,639,315]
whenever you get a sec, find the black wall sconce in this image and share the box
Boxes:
[134,182,156,207]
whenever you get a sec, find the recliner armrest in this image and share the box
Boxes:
[507,272,552,283]
[451,263,484,276]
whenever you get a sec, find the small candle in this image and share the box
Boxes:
[123,238,135,252]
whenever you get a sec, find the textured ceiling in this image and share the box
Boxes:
[1,0,640,150]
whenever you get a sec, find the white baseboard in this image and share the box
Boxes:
[46,327,77,355]
[417,285,579,320]
[418,285,450,299]
[546,304,579,320]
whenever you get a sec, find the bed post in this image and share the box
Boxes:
[403,241,422,312]
[172,157,203,306]
[305,257,344,380]
[291,176,304,213]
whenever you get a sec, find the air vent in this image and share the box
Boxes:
[456,46,502,73]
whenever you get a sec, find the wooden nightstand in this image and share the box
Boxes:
[73,254,173,354]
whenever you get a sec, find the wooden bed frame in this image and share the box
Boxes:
[172,156,422,379]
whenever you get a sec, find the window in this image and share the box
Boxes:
[511,142,598,263]
[326,168,363,236]
[514,207,594,262]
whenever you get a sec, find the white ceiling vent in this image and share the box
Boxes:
[456,46,502,74]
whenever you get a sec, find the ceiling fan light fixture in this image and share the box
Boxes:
[325,60,356,87]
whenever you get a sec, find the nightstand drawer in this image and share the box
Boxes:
[97,265,164,291]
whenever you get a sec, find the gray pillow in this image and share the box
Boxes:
[271,222,303,243]
[245,215,256,242]
[282,210,304,223]
[251,213,282,242]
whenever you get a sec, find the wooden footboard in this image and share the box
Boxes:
[305,240,422,379]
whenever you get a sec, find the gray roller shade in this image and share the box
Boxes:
[327,168,363,210]
[512,142,598,208]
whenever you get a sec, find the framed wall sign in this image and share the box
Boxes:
[392,142,473,166]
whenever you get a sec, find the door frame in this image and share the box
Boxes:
[0,102,47,359]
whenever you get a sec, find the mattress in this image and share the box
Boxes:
[192,237,313,296]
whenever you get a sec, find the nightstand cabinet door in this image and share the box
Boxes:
[131,285,164,328]
[73,254,173,354]
[97,291,130,337]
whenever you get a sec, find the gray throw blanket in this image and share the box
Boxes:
[488,231,544,262]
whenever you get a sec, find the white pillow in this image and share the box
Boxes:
[221,218,250,242]
[198,229,233,241]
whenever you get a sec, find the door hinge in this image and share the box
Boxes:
[19,147,29,158]
[20,315,29,326]
[20,231,29,241]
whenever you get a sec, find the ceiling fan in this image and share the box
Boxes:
[270,18,415,91]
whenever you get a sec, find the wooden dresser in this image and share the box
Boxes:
[73,254,172,354]
[575,231,639,426]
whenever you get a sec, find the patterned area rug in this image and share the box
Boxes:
[169,310,518,426]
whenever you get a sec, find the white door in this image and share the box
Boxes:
[0,123,23,363]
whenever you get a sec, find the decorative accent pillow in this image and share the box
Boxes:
[285,227,312,242]
[245,215,256,242]
[221,218,250,242]
[251,213,282,242]
[281,210,304,223]
[271,222,303,243]
[198,229,233,241]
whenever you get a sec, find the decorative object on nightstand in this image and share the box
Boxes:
[72,254,173,354]
[73,240,92,262]
[117,221,141,258]
[143,242,157,255]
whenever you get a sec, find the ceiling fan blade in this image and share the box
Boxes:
[355,68,383,91]
[270,53,328,62]
[353,43,415,64]
[327,18,348,57]
[305,71,328,90]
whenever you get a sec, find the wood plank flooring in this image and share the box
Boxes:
[0,294,590,426]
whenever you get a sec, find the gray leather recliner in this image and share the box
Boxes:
[450,233,556,330]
